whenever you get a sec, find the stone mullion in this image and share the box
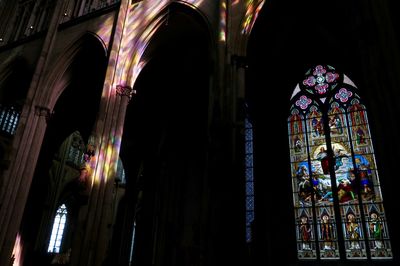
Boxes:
[26,1,41,35]
[75,0,86,17]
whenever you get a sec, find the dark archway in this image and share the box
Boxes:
[20,34,108,266]
[0,56,32,105]
[111,4,213,266]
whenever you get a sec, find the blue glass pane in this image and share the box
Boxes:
[245,118,252,128]
[246,182,254,195]
[245,128,253,140]
[246,212,255,226]
[245,168,253,181]
[245,154,254,167]
[246,227,252,242]
[246,197,254,210]
[245,141,253,154]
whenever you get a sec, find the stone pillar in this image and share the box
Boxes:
[0,0,65,263]
[0,106,51,266]
[75,85,134,266]
[94,85,134,266]
[69,0,135,263]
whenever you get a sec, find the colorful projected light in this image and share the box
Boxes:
[242,0,264,34]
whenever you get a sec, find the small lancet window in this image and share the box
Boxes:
[47,204,68,253]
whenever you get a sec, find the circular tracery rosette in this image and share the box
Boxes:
[301,65,342,97]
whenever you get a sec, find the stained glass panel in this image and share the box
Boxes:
[364,204,393,259]
[296,208,317,259]
[340,205,367,258]
[316,206,340,259]
[245,117,255,243]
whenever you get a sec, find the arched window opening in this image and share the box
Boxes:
[66,131,86,167]
[288,65,392,260]
[0,104,20,135]
[245,114,255,243]
[47,204,68,253]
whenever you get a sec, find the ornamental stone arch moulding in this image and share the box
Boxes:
[114,0,214,91]
[230,0,265,56]
[113,3,214,264]
[137,1,215,70]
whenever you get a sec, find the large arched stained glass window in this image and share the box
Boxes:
[47,204,68,253]
[288,65,392,260]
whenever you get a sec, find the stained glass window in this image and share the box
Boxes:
[245,116,255,242]
[47,204,68,253]
[288,65,392,260]
[66,132,85,167]
[0,104,20,135]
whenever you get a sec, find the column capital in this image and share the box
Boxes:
[34,105,53,122]
[116,85,136,100]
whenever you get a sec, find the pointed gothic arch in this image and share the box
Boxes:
[47,204,68,253]
[43,32,108,110]
[288,64,392,260]
[113,4,213,265]
[118,1,215,89]
[16,33,108,264]
[232,0,265,55]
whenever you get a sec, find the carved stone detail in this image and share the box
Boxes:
[34,106,53,122]
[116,85,136,100]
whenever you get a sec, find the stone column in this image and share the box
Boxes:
[76,85,134,266]
[72,0,135,263]
[94,85,134,265]
[0,106,51,266]
[0,0,65,263]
